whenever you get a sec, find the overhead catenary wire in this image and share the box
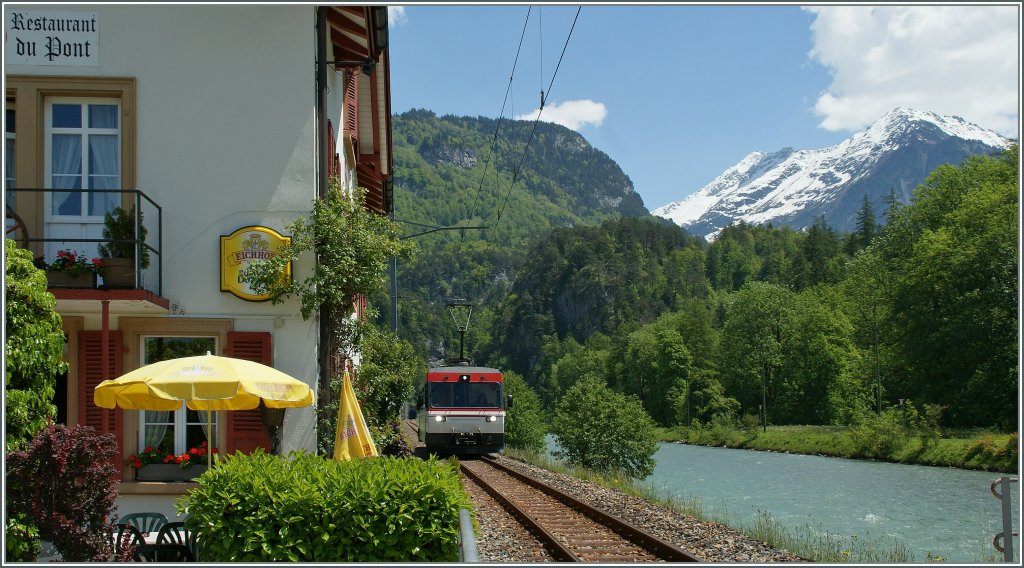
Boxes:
[416,8,531,245]
[539,5,544,109]
[395,7,580,345]
[464,6,533,241]
[492,5,581,228]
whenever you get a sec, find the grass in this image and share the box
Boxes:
[502,447,918,563]
[745,510,915,563]
[656,425,1018,473]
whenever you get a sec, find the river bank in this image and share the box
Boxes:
[514,445,918,563]
[526,436,1018,563]
[656,424,1018,473]
[476,453,808,563]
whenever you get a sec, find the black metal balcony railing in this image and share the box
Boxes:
[6,188,162,296]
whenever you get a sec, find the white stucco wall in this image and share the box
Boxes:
[4,4,339,454]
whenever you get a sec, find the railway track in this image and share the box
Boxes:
[460,455,704,563]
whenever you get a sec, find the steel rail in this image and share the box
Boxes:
[480,456,704,562]
[460,461,580,561]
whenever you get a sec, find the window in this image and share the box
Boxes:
[5,101,14,205]
[45,99,120,217]
[5,77,135,194]
[428,382,502,409]
[138,337,219,456]
[5,76,135,250]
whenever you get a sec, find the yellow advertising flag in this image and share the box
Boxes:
[333,371,378,461]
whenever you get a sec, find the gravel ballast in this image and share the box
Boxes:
[401,421,803,562]
[471,454,806,563]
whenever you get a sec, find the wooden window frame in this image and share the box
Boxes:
[4,76,135,255]
[44,97,121,220]
[117,317,231,478]
[138,335,220,457]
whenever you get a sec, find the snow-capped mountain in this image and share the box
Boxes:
[653,108,1014,240]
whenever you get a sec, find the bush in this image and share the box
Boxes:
[551,377,658,479]
[356,327,421,429]
[371,421,414,457]
[705,412,748,446]
[97,206,150,268]
[849,403,923,459]
[5,423,120,562]
[964,433,1019,471]
[4,239,65,450]
[917,404,945,449]
[739,412,761,433]
[4,512,40,562]
[503,371,547,453]
[181,450,471,561]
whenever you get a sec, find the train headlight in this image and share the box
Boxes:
[487,416,497,422]
[434,415,445,422]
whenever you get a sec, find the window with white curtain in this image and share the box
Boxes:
[138,337,219,456]
[45,99,120,217]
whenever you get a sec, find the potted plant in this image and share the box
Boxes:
[128,442,216,482]
[34,249,101,288]
[97,206,149,288]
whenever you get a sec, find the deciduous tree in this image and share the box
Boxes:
[4,239,65,451]
[356,326,422,429]
[502,371,546,453]
[877,146,1018,427]
[5,424,121,562]
[551,377,657,479]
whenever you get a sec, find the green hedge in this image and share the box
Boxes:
[180,451,471,562]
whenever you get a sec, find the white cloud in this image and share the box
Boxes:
[514,99,607,131]
[805,6,1019,137]
[388,6,407,27]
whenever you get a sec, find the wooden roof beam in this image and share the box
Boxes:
[330,28,369,61]
[326,9,368,38]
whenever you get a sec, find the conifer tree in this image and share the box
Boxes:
[855,194,878,249]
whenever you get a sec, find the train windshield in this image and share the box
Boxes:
[428,381,502,409]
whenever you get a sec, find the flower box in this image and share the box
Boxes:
[46,270,97,288]
[135,464,207,482]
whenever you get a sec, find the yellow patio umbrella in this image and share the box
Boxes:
[94,352,314,467]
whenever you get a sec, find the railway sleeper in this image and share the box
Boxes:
[480,456,704,563]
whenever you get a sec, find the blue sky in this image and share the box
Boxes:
[387,4,1020,211]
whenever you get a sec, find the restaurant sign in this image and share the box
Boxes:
[6,10,99,66]
[220,226,291,302]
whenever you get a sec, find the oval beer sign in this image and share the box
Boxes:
[220,226,291,301]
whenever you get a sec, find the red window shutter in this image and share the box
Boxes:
[344,72,358,139]
[77,330,124,468]
[327,120,338,178]
[224,331,272,454]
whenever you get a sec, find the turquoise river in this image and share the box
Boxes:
[645,443,1019,563]
[546,438,1019,563]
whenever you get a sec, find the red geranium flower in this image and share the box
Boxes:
[37,248,102,275]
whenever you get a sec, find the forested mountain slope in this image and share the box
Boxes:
[483,147,1018,429]
[383,109,1017,430]
[387,110,649,362]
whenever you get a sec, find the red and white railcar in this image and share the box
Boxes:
[417,365,506,455]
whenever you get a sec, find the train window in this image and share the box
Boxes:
[426,382,502,408]
[429,384,452,408]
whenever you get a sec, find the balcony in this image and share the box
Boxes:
[6,188,165,307]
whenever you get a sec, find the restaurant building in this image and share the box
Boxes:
[3,4,393,519]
